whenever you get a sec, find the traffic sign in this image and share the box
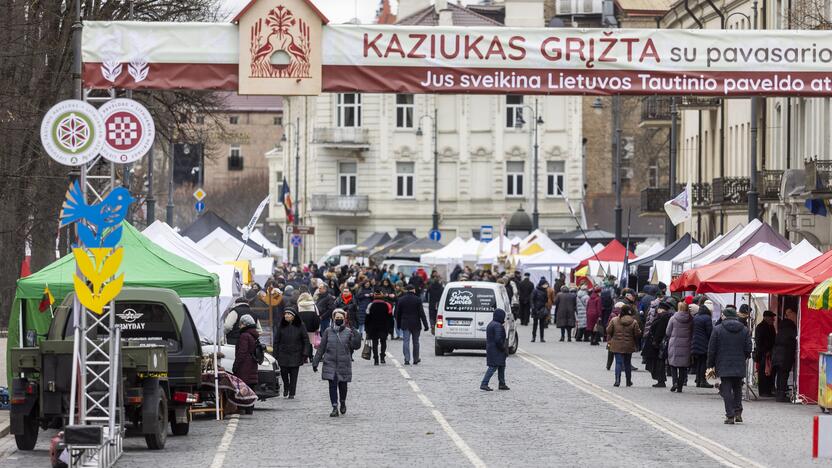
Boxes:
[193,188,207,201]
[290,234,303,247]
[195,201,205,213]
[480,225,493,242]
[429,229,441,242]
[286,225,316,235]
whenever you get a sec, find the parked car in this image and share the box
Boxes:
[380,260,429,282]
[208,340,280,400]
[434,281,519,356]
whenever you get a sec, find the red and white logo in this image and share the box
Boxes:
[98,99,155,163]
[250,5,311,79]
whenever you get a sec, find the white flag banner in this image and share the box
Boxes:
[242,195,270,242]
[664,182,692,226]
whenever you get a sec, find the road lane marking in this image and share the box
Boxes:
[387,352,486,468]
[517,349,765,468]
[209,414,240,468]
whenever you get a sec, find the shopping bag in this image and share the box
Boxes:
[312,331,321,349]
[361,340,371,360]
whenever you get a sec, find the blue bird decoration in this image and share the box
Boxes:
[59,181,135,248]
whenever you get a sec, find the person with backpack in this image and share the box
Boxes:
[223,296,263,346]
[273,308,310,399]
[233,314,261,413]
[366,290,393,365]
[312,309,362,417]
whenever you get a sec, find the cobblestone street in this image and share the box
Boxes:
[1,325,826,467]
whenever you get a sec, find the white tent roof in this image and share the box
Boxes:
[518,248,579,269]
[144,220,223,266]
[739,242,788,261]
[570,242,600,261]
[510,236,523,244]
[593,243,605,251]
[198,228,264,261]
[477,235,515,265]
[776,239,822,268]
[421,237,467,265]
[461,238,485,263]
[240,227,287,260]
[635,242,664,258]
[689,219,762,268]
[519,229,558,252]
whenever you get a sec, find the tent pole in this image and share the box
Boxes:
[215,296,221,420]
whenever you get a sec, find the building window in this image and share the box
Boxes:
[273,116,283,126]
[546,161,565,197]
[275,171,284,185]
[506,95,524,128]
[648,165,659,188]
[396,162,415,198]
[228,145,243,171]
[337,93,362,128]
[229,116,239,125]
[396,94,414,128]
[338,229,357,245]
[339,162,357,196]
[506,161,524,197]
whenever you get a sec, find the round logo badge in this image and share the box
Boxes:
[98,99,156,164]
[40,100,105,166]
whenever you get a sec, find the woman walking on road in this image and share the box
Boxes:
[366,290,393,365]
[312,310,362,417]
[531,279,550,342]
[273,308,310,399]
[232,314,260,413]
[606,304,641,387]
[480,308,510,391]
[666,302,694,392]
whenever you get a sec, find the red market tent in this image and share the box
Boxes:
[796,250,832,403]
[576,239,636,269]
[670,255,815,295]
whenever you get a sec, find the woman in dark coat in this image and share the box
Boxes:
[531,279,550,343]
[691,304,714,388]
[553,286,577,342]
[666,303,694,392]
[645,300,674,388]
[233,314,260,413]
[379,278,397,340]
[606,304,641,387]
[273,309,310,399]
[356,280,374,334]
[312,310,361,417]
[772,308,798,402]
[365,291,393,365]
[334,290,358,330]
[480,308,509,391]
[586,286,603,345]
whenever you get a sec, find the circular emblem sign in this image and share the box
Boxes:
[99,99,156,163]
[40,100,105,166]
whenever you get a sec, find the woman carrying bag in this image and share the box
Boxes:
[312,309,362,417]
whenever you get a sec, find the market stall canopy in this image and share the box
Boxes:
[635,242,664,258]
[386,237,444,261]
[517,248,580,269]
[629,233,700,288]
[722,222,791,260]
[570,242,601,262]
[738,242,788,262]
[794,243,832,404]
[670,255,814,295]
[797,247,832,284]
[421,237,466,265]
[578,239,636,269]
[776,239,822,269]
[344,232,391,257]
[181,210,266,254]
[240,227,287,260]
[476,235,515,265]
[461,237,487,263]
[197,228,265,262]
[677,220,762,270]
[808,278,832,310]
[629,233,698,271]
[517,230,561,256]
[370,231,418,263]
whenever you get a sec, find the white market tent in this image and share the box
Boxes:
[476,235,514,265]
[461,238,486,263]
[687,219,763,268]
[240,227,287,261]
[652,241,707,286]
[570,242,601,261]
[776,239,822,268]
[739,242,789,261]
[593,243,605,251]
[517,246,579,269]
[635,241,664,258]
[672,222,749,271]
[198,228,275,285]
[421,237,467,266]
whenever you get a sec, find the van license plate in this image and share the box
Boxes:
[447,319,471,326]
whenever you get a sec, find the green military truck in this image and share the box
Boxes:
[9,288,203,451]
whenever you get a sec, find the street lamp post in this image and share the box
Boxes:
[166,140,175,225]
[516,99,544,231]
[281,118,301,265]
[417,108,440,232]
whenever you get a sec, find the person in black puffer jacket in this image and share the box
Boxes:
[772,308,798,402]
[707,307,752,424]
[315,283,336,332]
[691,304,714,388]
[273,309,310,399]
[531,279,550,343]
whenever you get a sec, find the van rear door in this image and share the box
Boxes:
[442,286,497,340]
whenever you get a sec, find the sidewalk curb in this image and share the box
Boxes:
[0,420,9,439]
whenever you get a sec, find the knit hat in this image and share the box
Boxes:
[283,308,297,317]
[658,300,674,311]
[723,306,738,318]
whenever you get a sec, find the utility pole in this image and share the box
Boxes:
[166,140,174,225]
[294,117,300,265]
[532,98,540,231]
[432,106,439,232]
[613,95,622,242]
[666,97,679,246]
[748,0,760,222]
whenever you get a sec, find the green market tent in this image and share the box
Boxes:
[7,222,220,381]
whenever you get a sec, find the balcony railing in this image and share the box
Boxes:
[639,96,672,127]
[309,194,370,215]
[640,187,669,214]
[692,182,711,207]
[712,177,750,205]
[678,96,722,110]
[805,159,832,193]
[312,127,370,148]
[759,170,784,200]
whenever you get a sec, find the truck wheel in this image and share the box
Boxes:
[145,393,168,450]
[435,343,445,356]
[170,419,190,436]
[14,414,39,450]
[508,331,519,355]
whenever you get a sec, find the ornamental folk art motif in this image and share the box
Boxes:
[250,5,311,79]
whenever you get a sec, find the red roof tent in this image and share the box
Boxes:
[669,255,815,295]
[232,0,330,24]
[796,249,832,403]
[576,239,636,269]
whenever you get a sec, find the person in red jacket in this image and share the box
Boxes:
[586,286,603,345]
[233,314,260,413]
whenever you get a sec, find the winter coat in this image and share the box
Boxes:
[356,287,374,324]
[313,324,361,382]
[707,317,752,378]
[316,291,335,323]
[666,311,694,367]
[334,295,358,328]
[546,287,556,310]
[642,311,671,360]
[586,292,602,333]
[395,292,429,331]
[365,300,392,340]
[606,314,642,354]
[486,309,508,367]
[296,293,320,332]
[273,317,310,368]
[753,321,776,362]
[691,309,713,355]
[518,279,534,305]
[575,290,589,328]
[427,280,444,307]
[232,327,260,385]
[554,291,577,328]
[772,318,798,368]
[531,286,549,319]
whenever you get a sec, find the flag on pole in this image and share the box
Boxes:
[39,286,54,313]
[664,182,692,226]
[242,194,271,242]
[279,178,294,223]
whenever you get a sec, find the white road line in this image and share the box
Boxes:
[209,414,240,468]
[387,352,486,468]
[517,349,765,468]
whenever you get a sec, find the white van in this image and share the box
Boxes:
[434,281,518,356]
[317,244,356,267]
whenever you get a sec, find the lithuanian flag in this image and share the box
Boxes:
[39,286,55,313]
